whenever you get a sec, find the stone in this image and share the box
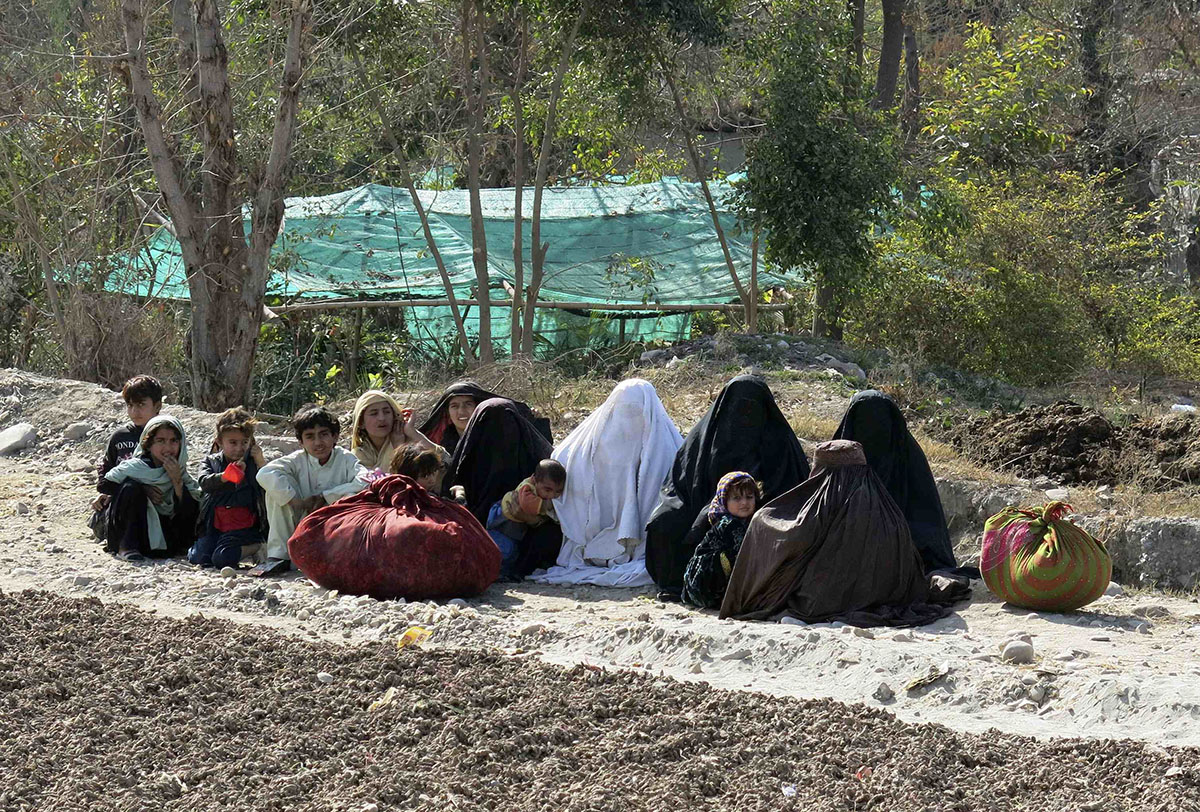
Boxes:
[1132,604,1171,619]
[1104,581,1124,597]
[448,598,469,608]
[219,566,237,579]
[873,683,895,702]
[1001,640,1035,664]
[639,349,669,365]
[1044,488,1071,502]
[66,457,92,473]
[317,671,335,684]
[690,662,703,674]
[297,609,312,621]
[14,502,29,515]
[71,575,93,587]
[890,631,914,643]
[63,422,92,441]
[852,627,875,640]
[721,648,752,661]
[518,622,546,636]
[9,567,36,578]
[0,423,37,455]
[1028,684,1046,703]
[779,616,807,627]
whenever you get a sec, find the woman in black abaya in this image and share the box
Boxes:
[444,398,561,577]
[832,390,974,576]
[419,381,552,456]
[645,375,810,597]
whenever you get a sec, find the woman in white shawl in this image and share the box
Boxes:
[537,378,683,587]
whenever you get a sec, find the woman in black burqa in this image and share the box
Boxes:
[832,390,975,576]
[444,397,561,577]
[720,440,952,627]
[418,382,551,456]
[645,375,810,597]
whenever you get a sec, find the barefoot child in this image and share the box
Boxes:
[255,405,367,574]
[103,414,201,561]
[92,375,163,535]
[682,472,760,609]
[486,459,566,579]
[189,407,268,569]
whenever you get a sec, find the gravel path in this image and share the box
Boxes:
[2,589,1198,812]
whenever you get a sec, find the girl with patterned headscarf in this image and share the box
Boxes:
[682,471,761,609]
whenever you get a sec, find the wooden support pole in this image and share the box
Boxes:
[270,298,791,315]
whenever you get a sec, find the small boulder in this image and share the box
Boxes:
[219,566,237,579]
[518,622,547,636]
[14,502,29,515]
[1045,488,1071,502]
[0,423,37,455]
[1001,640,1036,664]
[873,682,895,702]
[1104,581,1124,597]
[63,422,93,442]
[317,671,335,684]
[67,457,92,473]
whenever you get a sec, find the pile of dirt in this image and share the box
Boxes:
[1,589,1198,811]
[939,400,1200,491]
[1116,412,1200,490]
[938,401,1120,485]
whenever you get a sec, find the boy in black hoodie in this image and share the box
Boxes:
[92,376,164,520]
[188,407,268,569]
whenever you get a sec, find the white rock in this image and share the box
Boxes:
[219,566,237,579]
[317,671,335,684]
[0,423,37,455]
[721,648,752,661]
[1001,640,1035,664]
[10,567,36,577]
[873,682,895,702]
[1044,488,1071,502]
[1028,684,1046,703]
[297,609,312,621]
[232,585,254,599]
[1104,581,1124,597]
[518,622,547,636]
[66,457,92,473]
[63,422,93,441]
[448,598,469,608]
[890,631,914,643]
[779,616,807,627]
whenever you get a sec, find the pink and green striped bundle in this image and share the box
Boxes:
[981,502,1112,611]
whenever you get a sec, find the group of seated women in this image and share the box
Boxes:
[97,370,974,627]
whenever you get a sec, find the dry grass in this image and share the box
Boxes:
[918,432,1020,486]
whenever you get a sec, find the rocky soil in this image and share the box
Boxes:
[3,589,1199,812]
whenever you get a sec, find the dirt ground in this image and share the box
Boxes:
[4,368,1200,809]
[2,589,1199,812]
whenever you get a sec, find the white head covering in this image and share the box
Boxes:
[546,378,682,584]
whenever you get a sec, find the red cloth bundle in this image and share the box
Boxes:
[288,475,500,600]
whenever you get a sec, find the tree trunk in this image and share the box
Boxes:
[901,22,920,141]
[655,47,748,310]
[461,0,493,364]
[848,0,865,73]
[121,0,308,409]
[520,0,590,356]
[1187,211,1200,290]
[873,0,906,110]
[812,277,843,340]
[511,8,528,357]
[1079,0,1113,164]
[748,230,759,334]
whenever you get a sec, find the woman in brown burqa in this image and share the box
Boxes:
[720,440,952,627]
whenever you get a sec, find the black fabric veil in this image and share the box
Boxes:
[645,375,810,593]
[419,381,552,455]
[832,390,970,575]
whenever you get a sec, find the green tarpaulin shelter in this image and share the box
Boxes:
[112,178,785,357]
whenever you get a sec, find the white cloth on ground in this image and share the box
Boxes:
[256,447,368,560]
[104,414,201,551]
[534,378,682,587]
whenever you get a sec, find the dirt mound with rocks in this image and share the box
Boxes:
[940,400,1200,491]
[939,401,1119,485]
[2,589,1198,812]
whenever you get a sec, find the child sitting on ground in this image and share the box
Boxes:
[682,471,760,609]
[92,375,164,535]
[486,459,566,579]
[189,407,268,569]
[255,405,368,575]
[103,414,202,561]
